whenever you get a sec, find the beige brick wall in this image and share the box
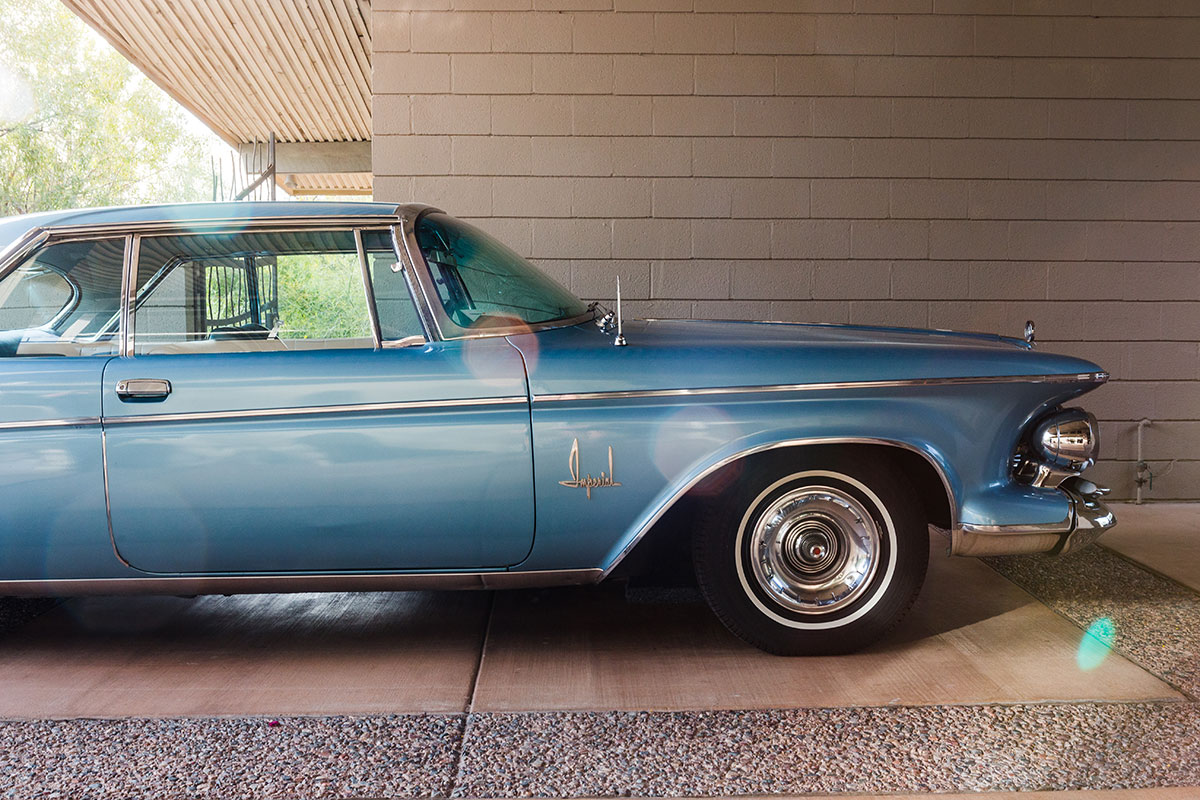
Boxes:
[372,0,1200,500]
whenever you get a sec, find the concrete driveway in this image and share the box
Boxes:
[1,504,1197,798]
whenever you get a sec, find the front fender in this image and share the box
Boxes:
[515,382,1084,574]
[595,430,957,576]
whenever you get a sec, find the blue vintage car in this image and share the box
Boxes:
[0,202,1112,654]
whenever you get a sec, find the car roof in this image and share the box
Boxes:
[0,201,405,253]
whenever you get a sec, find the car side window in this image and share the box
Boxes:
[0,238,124,357]
[133,229,381,355]
[361,229,424,342]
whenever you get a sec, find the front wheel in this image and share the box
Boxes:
[693,455,928,655]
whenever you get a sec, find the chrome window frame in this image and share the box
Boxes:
[122,222,434,354]
[0,206,596,352]
[354,228,383,350]
[0,231,128,352]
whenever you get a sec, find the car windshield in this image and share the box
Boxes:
[414,212,588,331]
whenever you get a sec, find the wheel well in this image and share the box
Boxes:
[611,442,953,583]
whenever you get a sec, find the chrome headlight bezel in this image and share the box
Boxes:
[1013,407,1100,489]
[1032,408,1099,472]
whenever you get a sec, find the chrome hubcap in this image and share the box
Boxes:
[748,487,881,614]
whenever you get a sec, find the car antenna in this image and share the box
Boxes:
[613,275,627,347]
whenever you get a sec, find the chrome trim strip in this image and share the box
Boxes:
[950,527,1066,558]
[601,436,957,579]
[392,219,442,342]
[0,229,50,284]
[0,568,604,597]
[103,395,528,426]
[31,215,405,239]
[958,519,1073,536]
[0,416,101,431]
[382,335,428,349]
[354,228,383,350]
[537,372,1109,404]
[100,428,134,568]
[120,234,136,357]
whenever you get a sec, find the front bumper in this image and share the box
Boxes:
[951,477,1116,557]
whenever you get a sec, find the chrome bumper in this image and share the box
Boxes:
[950,477,1116,557]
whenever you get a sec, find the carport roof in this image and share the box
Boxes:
[61,0,373,197]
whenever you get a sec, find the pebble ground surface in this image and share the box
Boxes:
[986,546,1200,699]
[3,543,1200,799]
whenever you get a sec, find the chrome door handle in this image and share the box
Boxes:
[115,378,172,400]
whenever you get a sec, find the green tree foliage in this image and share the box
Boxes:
[0,0,213,215]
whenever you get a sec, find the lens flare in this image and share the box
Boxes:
[1077,616,1116,671]
[464,317,536,385]
[0,64,34,125]
[651,405,738,483]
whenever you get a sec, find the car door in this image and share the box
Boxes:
[101,227,534,574]
[0,236,124,580]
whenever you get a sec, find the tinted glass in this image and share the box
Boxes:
[0,238,124,357]
[361,229,424,342]
[134,230,376,355]
[414,213,587,333]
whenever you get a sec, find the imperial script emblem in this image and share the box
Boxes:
[558,438,621,499]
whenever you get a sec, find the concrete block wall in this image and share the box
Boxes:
[372,0,1200,500]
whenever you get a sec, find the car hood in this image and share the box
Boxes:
[513,318,1105,397]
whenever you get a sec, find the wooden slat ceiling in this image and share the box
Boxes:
[61,0,373,196]
[284,172,374,196]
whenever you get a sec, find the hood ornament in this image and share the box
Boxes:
[1024,320,1036,346]
[613,275,627,347]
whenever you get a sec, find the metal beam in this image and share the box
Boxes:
[237,141,371,174]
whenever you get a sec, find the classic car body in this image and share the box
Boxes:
[0,201,1113,654]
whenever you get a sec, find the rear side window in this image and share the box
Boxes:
[0,238,124,357]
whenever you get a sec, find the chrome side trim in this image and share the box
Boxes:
[382,335,428,349]
[103,395,528,426]
[538,372,1109,405]
[100,428,133,568]
[0,568,604,597]
[0,416,101,431]
[601,436,956,579]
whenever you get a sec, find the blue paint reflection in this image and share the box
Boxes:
[1077,617,1116,671]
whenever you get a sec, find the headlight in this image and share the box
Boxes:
[1033,408,1098,471]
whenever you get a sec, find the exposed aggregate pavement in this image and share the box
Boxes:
[3,541,1200,799]
[453,703,1200,797]
[986,545,1200,700]
[0,715,464,800]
